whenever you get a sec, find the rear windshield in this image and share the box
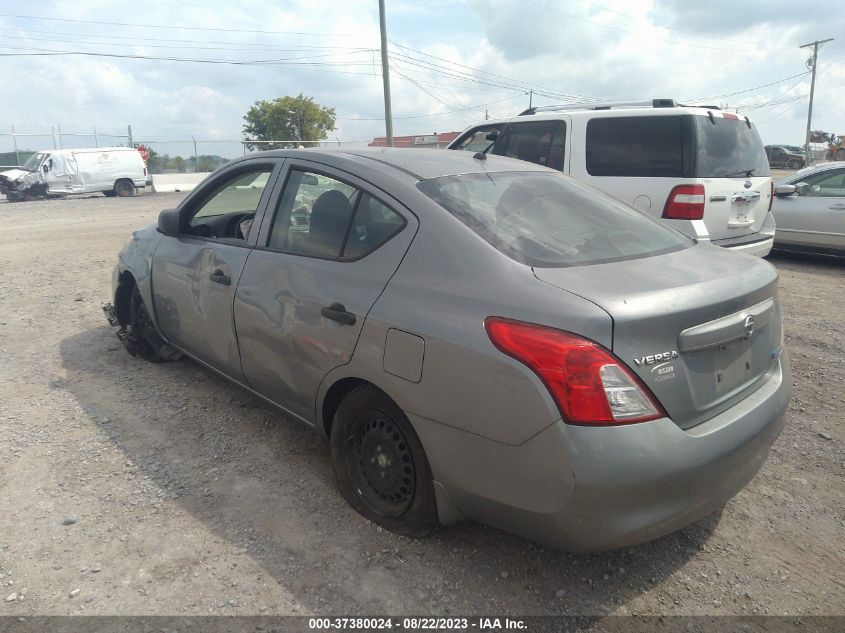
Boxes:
[417,172,691,268]
[585,114,770,179]
[694,116,770,178]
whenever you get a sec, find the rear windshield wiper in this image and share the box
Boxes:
[725,168,756,177]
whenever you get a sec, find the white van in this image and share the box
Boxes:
[0,147,147,201]
[448,100,775,256]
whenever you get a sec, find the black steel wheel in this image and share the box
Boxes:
[788,159,802,170]
[331,385,438,537]
[115,179,136,197]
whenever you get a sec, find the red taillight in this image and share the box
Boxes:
[663,184,705,220]
[484,317,665,426]
[722,113,739,120]
[768,180,773,213]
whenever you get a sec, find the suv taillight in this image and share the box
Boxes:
[663,184,705,220]
[484,317,664,425]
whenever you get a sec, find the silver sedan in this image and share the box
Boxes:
[104,148,790,551]
[772,161,845,255]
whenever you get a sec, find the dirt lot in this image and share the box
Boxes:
[0,193,842,616]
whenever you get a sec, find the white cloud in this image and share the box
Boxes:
[0,0,842,159]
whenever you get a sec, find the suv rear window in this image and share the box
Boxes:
[586,116,690,177]
[418,172,690,268]
[694,116,770,178]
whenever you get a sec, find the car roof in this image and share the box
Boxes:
[792,161,845,177]
[235,147,554,180]
[457,105,753,129]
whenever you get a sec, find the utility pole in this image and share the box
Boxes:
[378,0,394,147]
[800,38,833,165]
[529,89,533,109]
[191,135,198,172]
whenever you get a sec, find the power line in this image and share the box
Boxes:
[0,44,377,68]
[389,41,603,102]
[0,32,376,55]
[337,94,524,121]
[735,75,808,111]
[685,72,810,103]
[742,93,808,112]
[0,26,367,51]
[0,13,359,37]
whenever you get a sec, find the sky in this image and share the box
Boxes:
[0,0,843,160]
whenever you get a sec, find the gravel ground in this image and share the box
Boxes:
[0,192,842,616]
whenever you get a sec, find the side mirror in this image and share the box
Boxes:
[157,208,181,236]
[774,184,796,197]
[485,131,500,142]
[794,182,811,197]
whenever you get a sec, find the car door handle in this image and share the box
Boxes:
[320,303,356,326]
[209,270,231,286]
[829,203,845,210]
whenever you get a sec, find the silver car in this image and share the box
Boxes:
[104,148,791,552]
[772,161,845,255]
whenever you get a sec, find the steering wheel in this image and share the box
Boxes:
[223,213,250,239]
[192,223,214,238]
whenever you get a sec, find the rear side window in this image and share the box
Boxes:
[586,116,689,177]
[496,121,566,171]
[418,172,691,268]
[267,169,404,259]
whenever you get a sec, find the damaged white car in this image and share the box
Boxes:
[0,147,147,202]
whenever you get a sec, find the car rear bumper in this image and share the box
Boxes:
[711,215,776,257]
[416,353,790,552]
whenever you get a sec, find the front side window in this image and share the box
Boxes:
[795,168,845,197]
[187,167,273,241]
[418,172,690,268]
[451,124,505,154]
[191,169,271,221]
[22,152,46,171]
[267,169,405,259]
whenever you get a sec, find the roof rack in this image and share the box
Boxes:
[518,98,721,116]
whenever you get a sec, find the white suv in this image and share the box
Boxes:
[447,99,775,256]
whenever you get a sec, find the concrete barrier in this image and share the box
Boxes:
[151,173,212,193]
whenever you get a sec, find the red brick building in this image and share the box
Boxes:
[369,131,461,148]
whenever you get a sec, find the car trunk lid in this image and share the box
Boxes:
[533,244,783,429]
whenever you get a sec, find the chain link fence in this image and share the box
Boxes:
[0,127,134,169]
[1,126,375,174]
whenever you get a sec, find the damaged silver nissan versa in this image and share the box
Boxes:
[104,148,791,552]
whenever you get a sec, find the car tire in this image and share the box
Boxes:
[103,190,118,197]
[121,286,182,362]
[787,160,802,170]
[115,179,136,197]
[330,385,439,538]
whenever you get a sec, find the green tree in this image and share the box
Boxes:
[144,147,163,174]
[242,94,336,150]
